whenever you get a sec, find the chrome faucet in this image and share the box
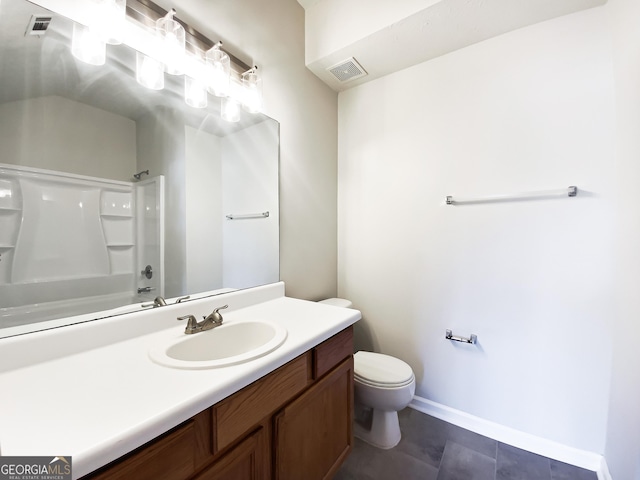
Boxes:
[178,305,228,335]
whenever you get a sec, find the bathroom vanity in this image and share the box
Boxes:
[0,283,360,480]
[84,327,354,480]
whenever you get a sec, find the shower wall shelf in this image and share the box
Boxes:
[446,186,577,205]
[0,176,20,285]
[101,189,135,278]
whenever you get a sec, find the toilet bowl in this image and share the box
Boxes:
[353,351,415,449]
[319,298,416,449]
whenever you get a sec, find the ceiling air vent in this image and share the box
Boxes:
[25,15,53,36]
[327,57,367,83]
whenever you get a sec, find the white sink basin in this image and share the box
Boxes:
[149,320,287,370]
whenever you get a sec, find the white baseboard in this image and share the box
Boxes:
[409,395,611,479]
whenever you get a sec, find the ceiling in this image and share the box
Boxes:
[297,0,608,92]
[297,0,322,7]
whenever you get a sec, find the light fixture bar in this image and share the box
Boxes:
[125,0,251,75]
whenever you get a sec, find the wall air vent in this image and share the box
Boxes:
[327,57,367,83]
[25,15,53,36]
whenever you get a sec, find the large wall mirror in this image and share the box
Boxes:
[0,0,280,338]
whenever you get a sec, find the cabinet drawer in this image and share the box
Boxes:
[85,421,196,480]
[313,326,353,379]
[213,352,312,452]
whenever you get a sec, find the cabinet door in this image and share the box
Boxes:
[274,356,354,480]
[195,427,268,480]
[84,422,196,480]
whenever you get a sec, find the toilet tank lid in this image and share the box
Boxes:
[354,351,414,385]
[319,298,352,308]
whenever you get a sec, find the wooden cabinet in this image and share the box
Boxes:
[194,427,268,480]
[87,409,214,480]
[274,357,353,480]
[82,326,353,480]
[213,353,311,453]
[87,421,197,480]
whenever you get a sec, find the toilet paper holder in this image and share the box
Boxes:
[445,329,477,344]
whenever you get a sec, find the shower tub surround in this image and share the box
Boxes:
[0,163,163,332]
[0,282,360,479]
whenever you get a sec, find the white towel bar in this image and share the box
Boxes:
[446,186,577,205]
[226,211,270,220]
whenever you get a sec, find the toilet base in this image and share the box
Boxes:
[353,406,401,450]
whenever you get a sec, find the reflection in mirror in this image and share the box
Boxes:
[0,0,280,338]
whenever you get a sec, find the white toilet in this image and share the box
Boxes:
[319,298,416,449]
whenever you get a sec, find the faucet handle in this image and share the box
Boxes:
[177,315,199,334]
[214,304,228,314]
[204,305,228,325]
[142,296,167,308]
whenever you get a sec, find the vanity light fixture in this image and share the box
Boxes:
[156,9,185,75]
[68,0,263,113]
[71,0,125,66]
[71,22,106,66]
[205,42,231,97]
[241,67,262,113]
[95,0,126,45]
[136,51,164,90]
[221,96,241,123]
[185,75,208,108]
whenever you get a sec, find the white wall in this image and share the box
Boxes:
[222,121,279,289]
[338,7,615,454]
[605,0,640,477]
[0,95,135,181]
[185,126,223,294]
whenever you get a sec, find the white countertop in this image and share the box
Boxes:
[0,282,360,479]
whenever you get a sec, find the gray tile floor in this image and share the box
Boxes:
[335,408,597,480]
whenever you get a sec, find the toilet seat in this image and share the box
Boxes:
[354,351,415,388]
[356,375,415,389]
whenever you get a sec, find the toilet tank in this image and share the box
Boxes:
[319,298,353,308]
